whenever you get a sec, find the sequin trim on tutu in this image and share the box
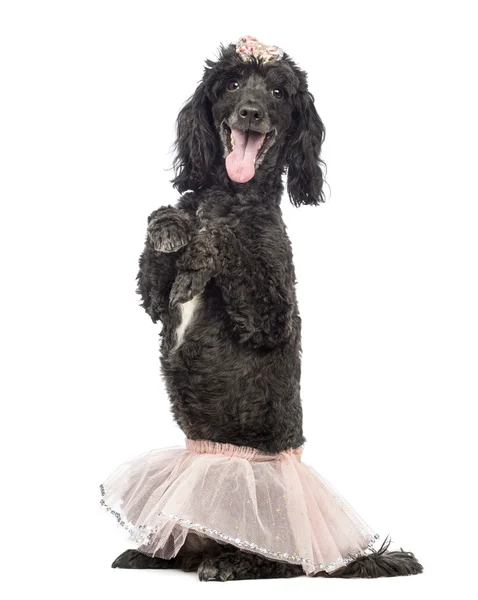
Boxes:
[100,439,379,575]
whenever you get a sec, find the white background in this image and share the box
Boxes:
[1,1,477,598]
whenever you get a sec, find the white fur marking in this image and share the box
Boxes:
[173,295,200,349]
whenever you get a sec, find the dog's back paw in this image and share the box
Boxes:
[111,549,176,569]
[326,538,423,579]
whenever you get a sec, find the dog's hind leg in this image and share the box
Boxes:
[197,549,303,581]
[112,549,179,569]
[112,531,223,571]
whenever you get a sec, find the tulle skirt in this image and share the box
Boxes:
[100,439,378,575]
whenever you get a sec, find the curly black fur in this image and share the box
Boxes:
[197,550,303,582]
[127,41,423,581]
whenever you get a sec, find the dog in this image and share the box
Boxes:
[110,37,422,581]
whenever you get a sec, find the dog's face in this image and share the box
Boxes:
[211,64,298,184]
[173,43,326,206]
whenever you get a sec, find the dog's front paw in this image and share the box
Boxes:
[148,214,191,253]
[169,270,210,308]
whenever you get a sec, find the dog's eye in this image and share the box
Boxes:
[272,88,284,99]
[227,80,240,91]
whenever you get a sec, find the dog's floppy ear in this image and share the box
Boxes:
[286,88,326,206]
[172,82,218,193]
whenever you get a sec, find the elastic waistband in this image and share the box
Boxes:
[185,438,303,462]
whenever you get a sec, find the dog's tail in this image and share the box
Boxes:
[322,536,423,579]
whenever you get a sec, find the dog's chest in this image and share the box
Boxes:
[172,294,201,350]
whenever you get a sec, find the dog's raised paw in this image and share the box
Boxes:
[169,270,210,308]
[148,219,190,253]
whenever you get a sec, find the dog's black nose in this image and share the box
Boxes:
[238,104,264,125]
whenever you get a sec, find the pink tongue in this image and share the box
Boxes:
[225,129,266,183]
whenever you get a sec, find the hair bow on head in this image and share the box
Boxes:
[234,35,284,63]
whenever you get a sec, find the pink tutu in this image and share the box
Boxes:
[100,439,378,575]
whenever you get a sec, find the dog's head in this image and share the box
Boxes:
[173,37,325,206]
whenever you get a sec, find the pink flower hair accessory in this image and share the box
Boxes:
[234,35,284,63]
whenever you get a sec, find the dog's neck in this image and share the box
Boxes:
[208,161,286,204]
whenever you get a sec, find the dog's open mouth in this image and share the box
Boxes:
[222,122,276,184]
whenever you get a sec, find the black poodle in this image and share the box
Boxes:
[107,37,422,581]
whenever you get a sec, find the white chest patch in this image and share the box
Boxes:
[172,294,200,350]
